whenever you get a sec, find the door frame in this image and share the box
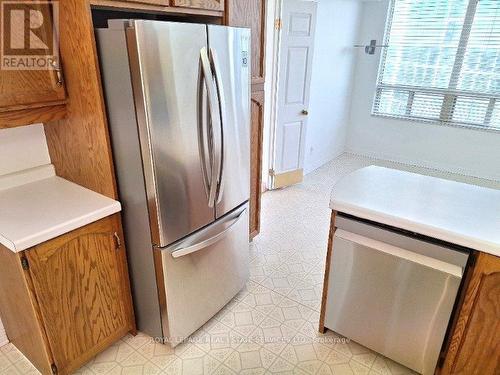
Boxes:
[265,0,283,191]
[264,0,317,190]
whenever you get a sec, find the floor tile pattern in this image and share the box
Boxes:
[3,153,497,374]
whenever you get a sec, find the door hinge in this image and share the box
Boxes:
[113,232,122,250]
[274,18,282,30]
[269,168,275,176]
[21,256,29,270]
[51,363,58,374]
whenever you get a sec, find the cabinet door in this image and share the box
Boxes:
[25,216,134,374]
[0,1,66,111]
[250,89,264,239]
[171,0,224,11]
[226,0,266,84]
[441,252,500,374]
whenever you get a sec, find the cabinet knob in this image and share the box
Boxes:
[301,110,309,116]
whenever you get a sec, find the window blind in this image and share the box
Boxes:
[373,0,500,130]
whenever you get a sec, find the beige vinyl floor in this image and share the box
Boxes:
[1,153,498,375]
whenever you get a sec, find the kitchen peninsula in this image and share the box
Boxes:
[320,166,500,375]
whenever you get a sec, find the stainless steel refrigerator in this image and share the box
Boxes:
[96,20,251,345]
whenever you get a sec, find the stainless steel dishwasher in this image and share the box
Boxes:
[324,214,469,375]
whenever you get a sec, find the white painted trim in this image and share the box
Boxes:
[265,0,283,190]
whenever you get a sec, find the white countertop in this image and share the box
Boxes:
[330,166,500,256]
[0,165,121,252]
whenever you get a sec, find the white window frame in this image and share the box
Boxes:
[372,0,500,132]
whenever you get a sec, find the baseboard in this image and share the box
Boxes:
[345,149,500,182]
[304,150,345,175]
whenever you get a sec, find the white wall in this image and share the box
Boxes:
[346,0,500,181]
[0,124,50,176]
[303,0,362,174]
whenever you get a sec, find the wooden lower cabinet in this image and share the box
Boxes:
[250,89,264,239]
[439,252,500,375]
[0,215,135,375]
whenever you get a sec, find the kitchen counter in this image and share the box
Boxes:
[330,166,500,256]
[0,164,121,252]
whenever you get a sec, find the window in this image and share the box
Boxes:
[373,0,500,130]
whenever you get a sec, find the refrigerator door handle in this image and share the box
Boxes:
[197,63,211,201]
[168,206,247,258]
[209,48,226,205]
[200,47,222,208]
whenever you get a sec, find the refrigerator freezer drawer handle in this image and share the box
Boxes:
[170,208,247,258]
[335,229,463,278]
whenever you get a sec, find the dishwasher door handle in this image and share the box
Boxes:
[335,229,463,278]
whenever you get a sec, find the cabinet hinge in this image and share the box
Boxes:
[274,18,282,30]
[51,363,58,374]
[113,232,122,250]
[21,256,29,270]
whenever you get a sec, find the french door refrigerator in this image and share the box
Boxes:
[97,20,251,345]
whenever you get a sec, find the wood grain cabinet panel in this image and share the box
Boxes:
[0,67,65,110]
[0,0,66,127]
[0,215,135,375]
[226,0,266,84]
[440,252,500,375]
[116,0,168,5]
[171,0,223,11]
[0,244,54,374]
[131,0,168,4]
[0,2,65,107]
[250,90,264,239]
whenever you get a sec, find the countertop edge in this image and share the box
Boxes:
[330,201,500,257]
[1,202,122,253]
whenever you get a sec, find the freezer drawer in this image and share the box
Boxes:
[324,224,468,375]
[161,204,249,344]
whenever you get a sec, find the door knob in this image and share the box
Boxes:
[301,110,309,115]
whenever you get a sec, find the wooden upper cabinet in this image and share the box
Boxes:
[119,0,169,5]
[440,252,500,374]
[25,216,134,374]
[226,0,266,84]
[0,0,66,127]
[171,0,224,11]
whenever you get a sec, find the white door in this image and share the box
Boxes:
[270,0,317,189]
